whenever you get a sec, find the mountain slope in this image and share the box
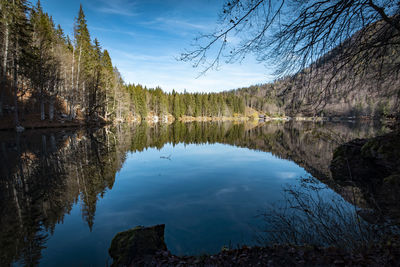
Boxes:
[233,19,400,118]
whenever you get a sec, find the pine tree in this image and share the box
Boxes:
[73,4,92,112]
[0,0,12,117]
[172,91,183,118]
[9,0,32,126]
[31,0,60,121]
[101,49,114,119]
[194,93,201,117]
[87,38,102,119]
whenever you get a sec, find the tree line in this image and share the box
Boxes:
[0,2,248,128]
[126,84,245,119]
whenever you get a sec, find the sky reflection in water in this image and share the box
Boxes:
[42,143,307,266]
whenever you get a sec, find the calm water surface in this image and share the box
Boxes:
[0,121,388,266]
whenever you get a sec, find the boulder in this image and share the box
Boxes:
[330,138,384,184]
[109,224,167,267]
[330,130,400,223]
[331,130,400,183]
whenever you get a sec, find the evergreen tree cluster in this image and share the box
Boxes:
[125,84,245,119]
[0,1,127,125]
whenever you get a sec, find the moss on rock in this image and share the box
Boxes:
[109,224,167,267]
[383,174,400,186]
[330,130,400,223]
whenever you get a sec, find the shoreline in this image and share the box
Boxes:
[0,118,109,131]
[179,115,251,122]
[0,114,394,131]
[0,120,86,131]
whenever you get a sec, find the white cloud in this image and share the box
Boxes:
[143,17,209,31]
[111,49,174,63]
[89,26,136,37]
[276,172,298,179]
[216,187,236,197]
[91,0,138,16]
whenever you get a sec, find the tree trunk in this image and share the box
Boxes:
[41,134,47,156]
[72,45,81,120]
[70,104,75,119]
[113,84,117,115]
[40,96,45,120]
[50,134,56,152]
[0,87,4,117]
[1,20,9,117]
[49,96,54,121]
[82,80,85,115]
[105,89,108,120]
[13,46,19,126]
[76,45,81,100]
[69,46,75,119]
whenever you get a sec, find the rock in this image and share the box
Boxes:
[330,131,400,184]
[330,138,384,184]
[330,130,400,223]
[360,131,400,173]
[109,224,167,266]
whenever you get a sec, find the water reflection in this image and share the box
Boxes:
[0,121,388,265]
[0,129,122,266]
[257,176,398,250]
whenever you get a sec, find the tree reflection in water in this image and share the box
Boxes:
[0,121,389,265]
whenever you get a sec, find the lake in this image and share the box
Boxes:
[0,121,389,266]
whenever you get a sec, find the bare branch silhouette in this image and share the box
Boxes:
[181,0,400,76]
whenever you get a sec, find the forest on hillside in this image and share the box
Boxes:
[1,1,399,130]
[182,0,400,119]
[232,18,400,118]
[0,1,246,129]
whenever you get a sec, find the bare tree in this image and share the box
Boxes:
[181,0,400,75]
[181,1,400,116]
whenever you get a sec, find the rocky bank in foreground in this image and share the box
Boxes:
[109,225,400,267]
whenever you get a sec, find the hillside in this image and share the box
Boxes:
[233,19,400,119]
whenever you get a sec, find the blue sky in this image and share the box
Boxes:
[36,0,272,93]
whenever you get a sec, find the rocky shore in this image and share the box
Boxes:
[109,225,400,267]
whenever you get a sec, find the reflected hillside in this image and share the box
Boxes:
[129,121,387,182]
[0,121,388,265]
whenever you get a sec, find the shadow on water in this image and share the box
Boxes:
[0,121,391,265]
